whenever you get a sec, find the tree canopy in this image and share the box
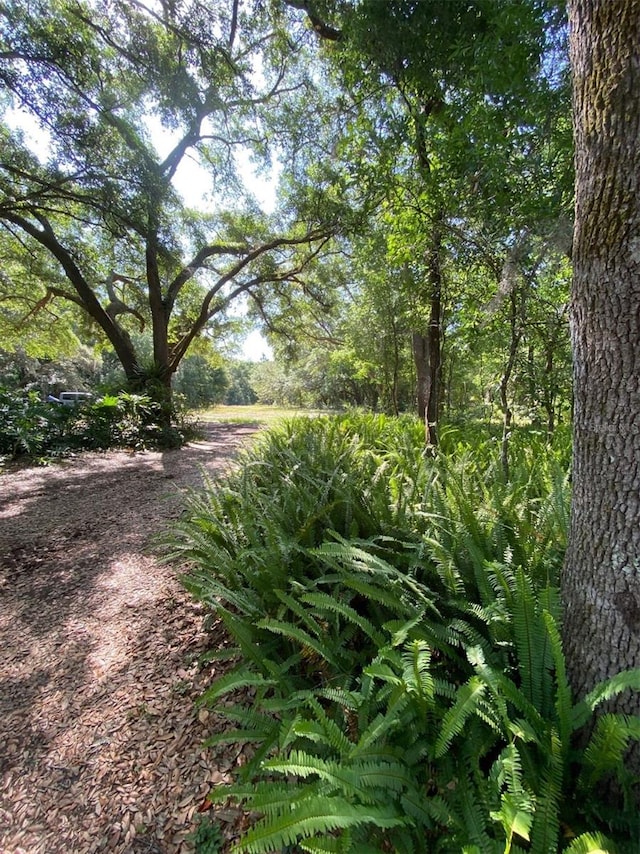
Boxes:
[0,1,573,429]
[0,0,343,404]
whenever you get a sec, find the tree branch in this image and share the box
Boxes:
[3,211,140,374]
[169,231,334,367]
[286,0,342,41]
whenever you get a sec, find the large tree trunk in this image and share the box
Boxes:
[563,0,640,714]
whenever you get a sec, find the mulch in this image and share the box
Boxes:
[0,423,258,854]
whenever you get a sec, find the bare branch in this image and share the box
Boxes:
[167,226,332,309]
[169,231,334,367]
[104,272,146,332]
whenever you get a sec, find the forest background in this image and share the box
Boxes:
[0,0,573,443]
[2,1,640,852]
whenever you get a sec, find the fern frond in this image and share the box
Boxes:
[203,724,277,749]
[489,748,534,848]
[385,615,424,647]
[336,574,416,617]
[273,588,326,637]
[563,831,617,853]
[198,665,277,706]
[401,640,435,703]
[528,729,563,854]
[471,663,546,741]
[288,717,336,747]
[315,686,361,711]
[357,759,416,794]
[262,751,373,799]
[578,713,640,790]
[216,606,268,669]
[423,534,465,595]
[435,677,488,758]
[197,645,242,664]
[400,786,436,829]
[301,591,387,646]
[221,780,321,814]
[298,836,356,854]
[257,618,339,669]
[364,661,404,688]
[315,539,440,613]
[542,610,572,758]
[466,645,510,730]
[303,696,354,755]
[234,797,405,854]
[572,669,640,730]
[512,567,551,711]
[489,791,534,847]
[353,695,410,754]
[452,765,495,852]
[278,712,305,751]
[490,742,524,794]
[182,569,262,617]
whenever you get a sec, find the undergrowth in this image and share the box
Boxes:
[0,387,192,461]
[166,414,640,853]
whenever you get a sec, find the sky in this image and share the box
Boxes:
[241,328,273,362]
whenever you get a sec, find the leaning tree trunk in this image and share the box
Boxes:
[563,0,640,717]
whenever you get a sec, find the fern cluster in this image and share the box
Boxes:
[165,414,639,853]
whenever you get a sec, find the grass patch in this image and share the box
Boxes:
[196,404,335,426]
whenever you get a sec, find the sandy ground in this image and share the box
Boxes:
[0,423,258,854]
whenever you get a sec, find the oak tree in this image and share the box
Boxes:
[0,0,335,414]
[563,0,640,718]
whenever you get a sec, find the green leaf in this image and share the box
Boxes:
[564,832,618,853]
[435,677,487,758]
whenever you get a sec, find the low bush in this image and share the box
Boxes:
[0,387,73,458]
[167,414,639,853]
[0,386,192,461]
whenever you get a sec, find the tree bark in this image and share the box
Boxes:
[563,0,640,715]
[412,218,443,446]
[499,289,521,481]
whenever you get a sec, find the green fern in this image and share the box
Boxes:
[298,695,356,755]
[257,617,340,672]
[578,713,640,792]
[401,640,435,704]
[528,729,564,854]
[435,676,488,758]
[564,832,618,853]
[572,669,640,730]
[165,414,639,853]
[300,590,387,646]
[234,796,405,854]
[198,666,278,707]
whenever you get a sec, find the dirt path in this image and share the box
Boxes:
[0,423,259,854]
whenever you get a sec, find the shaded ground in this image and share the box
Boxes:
[0,423,259,854]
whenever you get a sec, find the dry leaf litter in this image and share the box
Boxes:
[0,423,259,854]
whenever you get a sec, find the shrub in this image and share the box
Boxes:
[0,386,192,461]
[0,387,73,458]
